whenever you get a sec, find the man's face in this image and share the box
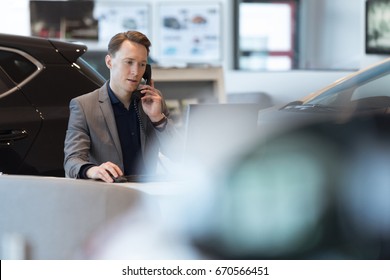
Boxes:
[106,40,148,94]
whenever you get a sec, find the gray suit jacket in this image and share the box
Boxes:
[64,82,180,178]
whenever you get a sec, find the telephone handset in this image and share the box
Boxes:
[143,63,152,86]
[132,64,152,101]
[133,64,152,131]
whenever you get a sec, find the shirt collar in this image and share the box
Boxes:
[107,83,121,105]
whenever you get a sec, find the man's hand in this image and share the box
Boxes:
[138,80,164,122]
[86,161,123,183]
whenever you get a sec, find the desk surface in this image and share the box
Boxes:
[119,181,188,196]
[0,174,187,195]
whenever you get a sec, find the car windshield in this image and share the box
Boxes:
[76,57,106,84]
[285,59,390,111]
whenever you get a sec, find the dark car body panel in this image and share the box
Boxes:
[0,33,86,65]
[0,34,105,176]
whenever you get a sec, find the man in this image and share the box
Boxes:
[64,31,180,183]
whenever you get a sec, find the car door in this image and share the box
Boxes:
[0,47,43,175]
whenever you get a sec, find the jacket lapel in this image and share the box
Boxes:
[98,83,123,161]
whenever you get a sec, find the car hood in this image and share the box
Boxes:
[300,57,390,104]
[257,104,389,139]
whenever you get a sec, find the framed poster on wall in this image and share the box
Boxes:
[93,2,150,48]
[365,0,390,54]
[157,2,222,65]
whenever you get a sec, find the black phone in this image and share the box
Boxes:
[133,64,152,131]
[143,63,152,86]
[133,64,152,101]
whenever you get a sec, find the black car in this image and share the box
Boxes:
[0,33,105,176]
[81,49,110,80]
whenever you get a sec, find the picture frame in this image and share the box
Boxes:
[365,0,390,54]
[93,2,150,48]
[156,2,222,65]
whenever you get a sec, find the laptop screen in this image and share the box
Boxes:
[182,103,261,167]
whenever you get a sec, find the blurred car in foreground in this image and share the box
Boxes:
[176,58,390,260]
[187,113,390,260]
[0,33,105,176]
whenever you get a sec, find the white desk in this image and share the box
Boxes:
[122,181,188,196]
[0,175,199,259]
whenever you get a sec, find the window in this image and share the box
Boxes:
[0,48,41,97]
[234,0,299,71]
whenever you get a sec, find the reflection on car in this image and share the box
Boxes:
[0,33,105,176]
[283,57,390,113]
[258,57,390,132]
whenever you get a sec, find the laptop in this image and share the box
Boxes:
[182,103,261,167]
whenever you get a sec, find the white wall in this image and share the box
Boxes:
[0,1,30,35]
[1,0,389,104]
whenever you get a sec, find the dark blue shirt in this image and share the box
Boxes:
[107,85,145,175]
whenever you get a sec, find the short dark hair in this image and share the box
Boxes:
[108,30,151,56]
